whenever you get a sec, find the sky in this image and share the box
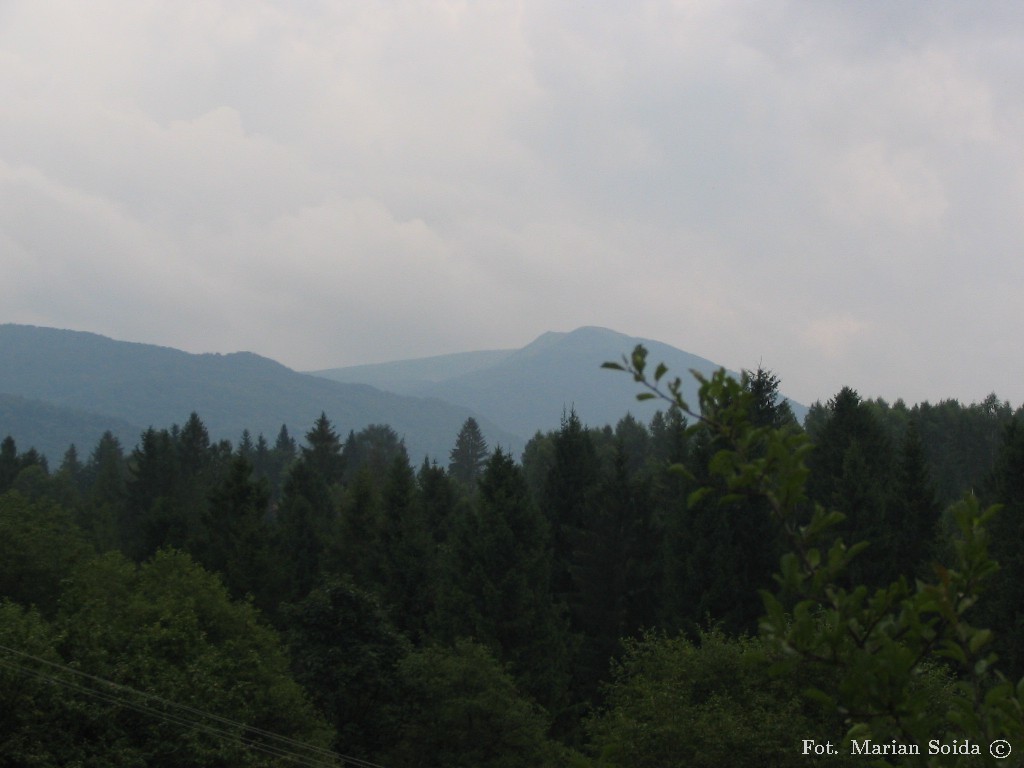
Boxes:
[2,1,1023,407]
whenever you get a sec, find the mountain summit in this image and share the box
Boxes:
[311,326,804,438]
[0,324,803,463]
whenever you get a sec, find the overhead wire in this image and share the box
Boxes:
[0,655,329,767]
[0,642,389,768]
[0,653,341,767]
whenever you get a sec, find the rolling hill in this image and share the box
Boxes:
[0,324,519,463]
[0,393,143,465]
[311,326,807,438]
[1,324,805,465]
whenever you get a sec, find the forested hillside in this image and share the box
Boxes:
[0,324,520,463]
[1,357,1023,766]
[312,325,809,437]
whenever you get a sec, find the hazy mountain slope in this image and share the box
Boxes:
[0,324,519,462]
[424,327,735,436]
[314,326,805,437]
[0,393,142,463]
[311,348,515,393]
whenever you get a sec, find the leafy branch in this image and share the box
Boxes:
[606,345,1024,765]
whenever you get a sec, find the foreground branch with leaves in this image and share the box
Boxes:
[604,345,1024,766]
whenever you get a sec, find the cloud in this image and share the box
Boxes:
[801,314,871,359]
[2,0,1023,406]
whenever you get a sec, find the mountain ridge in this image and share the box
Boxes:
[1,323,805,464]
[311,325,807,438]
[0,324,519,463]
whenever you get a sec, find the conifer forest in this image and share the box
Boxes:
[2,351,1024,767]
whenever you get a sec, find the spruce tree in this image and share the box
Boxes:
[237,429,255,462]
[434,448,569,711]
[543,408,601,604]
[177,412,211,478]
[201,454,272,602]
[981,417,1024,679]
[806,387,896,587]
[267,424,298,499]
[568,439,659,701]
[125,427,183,560]
[58,444,83,489]
[274,457,336,603]
[79,431,127,552]
[334,468,382,588]
[0,436,19,493]
[377,454,434,640]
[742,366,797,429]
[302,412,345,485]
[417,458,457,544]
[891,418,940,574]
[448,417,488,487]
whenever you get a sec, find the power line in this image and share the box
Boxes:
[0,643,389,768]
[0,652,341,766]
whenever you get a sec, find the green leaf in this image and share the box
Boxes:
[968,629,993,655]
[687,487,711,507]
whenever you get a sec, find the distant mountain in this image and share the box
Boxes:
[324,348,516,391]
[0,324,520,463]
[312,326,807,438]
[0,393,142,464]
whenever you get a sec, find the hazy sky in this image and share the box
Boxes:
[3,1,1023,406]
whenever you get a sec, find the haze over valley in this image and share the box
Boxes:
[4,3,1024,764]
[1,322,802,464]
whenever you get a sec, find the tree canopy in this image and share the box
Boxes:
[2,361,1023,766]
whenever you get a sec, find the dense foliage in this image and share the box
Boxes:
[1,359,1023,766]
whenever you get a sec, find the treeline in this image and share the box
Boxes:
[1,368,1023,766]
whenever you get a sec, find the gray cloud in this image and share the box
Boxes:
[2,0,1023,407]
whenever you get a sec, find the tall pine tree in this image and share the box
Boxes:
[433,448,569,711]
[448,417,488,487]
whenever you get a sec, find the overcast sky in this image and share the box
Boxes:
[3,1,1023,407]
